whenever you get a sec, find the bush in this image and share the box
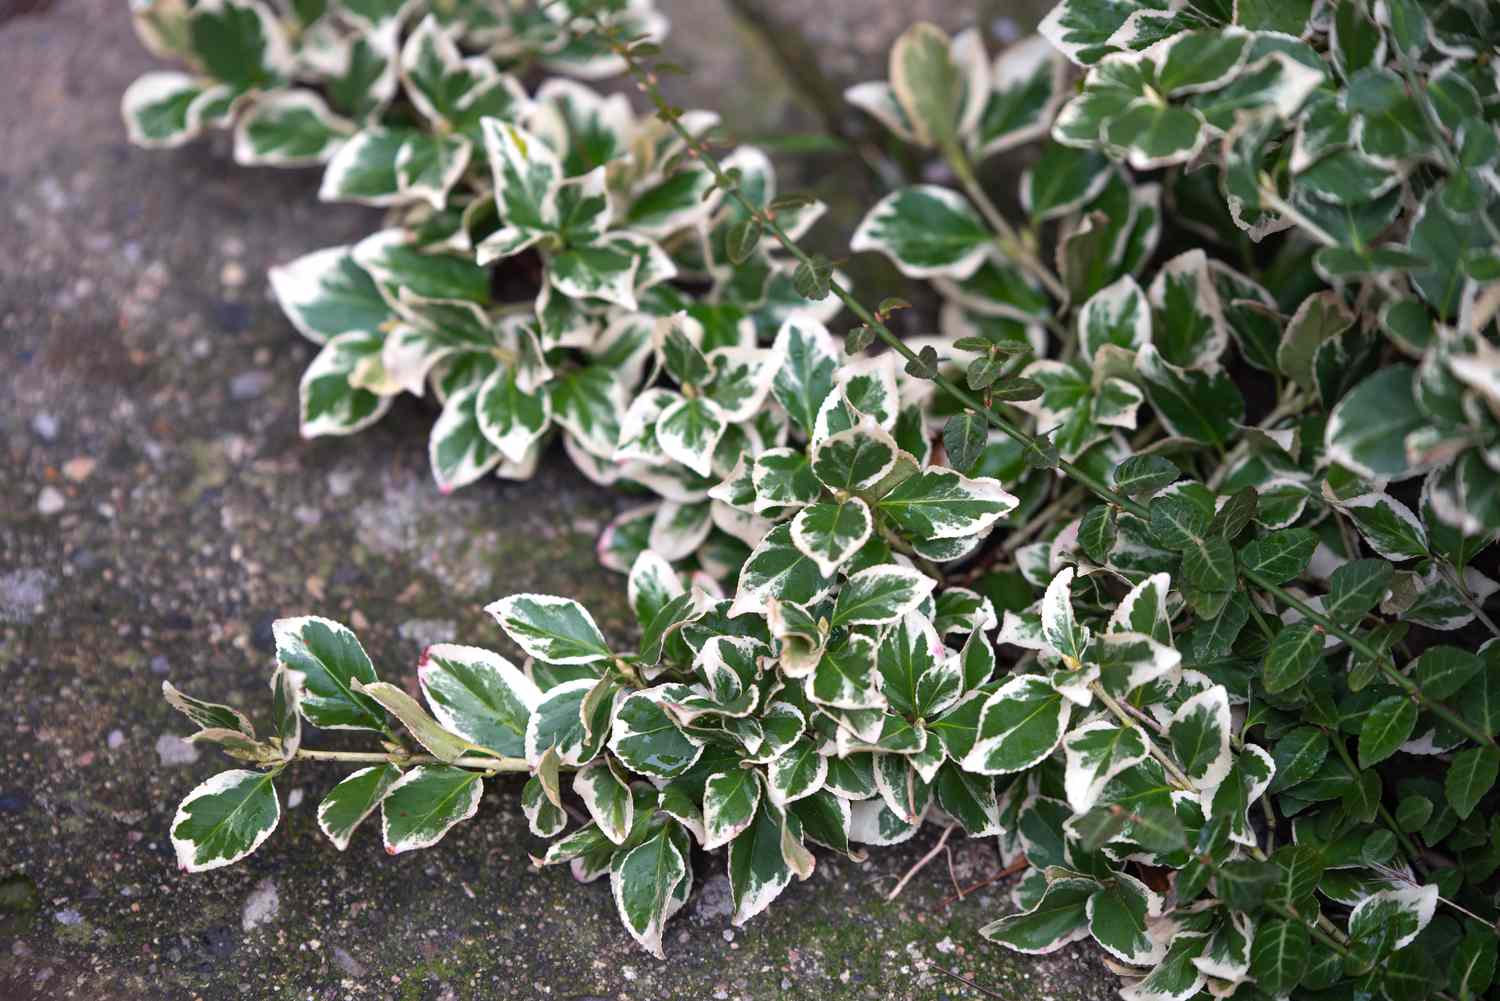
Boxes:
[132,0,1500,996]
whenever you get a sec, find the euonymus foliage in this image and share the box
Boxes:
[135,0,1500,995]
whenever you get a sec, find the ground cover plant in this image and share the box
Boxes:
[129,1,1500,997]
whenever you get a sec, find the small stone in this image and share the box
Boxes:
[350,609,370,630]
[37,487,65,516]
[31,413,59,440]
[292,505,322,526]
[327,468,358,497]
[693,874,733,921]
[150,654,171,675]
[398,619,456,649]
[241,878,279,932]
[220,261,247,287]
[0,568,53,625]
[155,734,199,767]
[230,370,274,400]
[107,730,125,750]
[62,457,96,482]
[55,909,82,926]
[286,788,304,809]
[722,929,734,942]
[333,947,366,978]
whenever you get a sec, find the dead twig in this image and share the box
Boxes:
[932,856,1029,911]
[885,823,957,901]
[932,964,1007,1000]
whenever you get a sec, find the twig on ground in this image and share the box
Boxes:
[933,855,1029,911]
[931,964,1007,1000]
[886,823,957,901]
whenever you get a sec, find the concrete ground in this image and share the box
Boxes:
[0,1,1113,998]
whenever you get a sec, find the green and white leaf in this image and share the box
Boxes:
[771,315,840,437]
[610,826,686,958]
[172,769,280,872]
[429,385,501,492]
[524,679,605,766]
[1063,720,1149,813]
[486,594,612,665]
[766,737,828,807]
[380,765,482,854]
[1168,686,1232,790]
[268,245,390,345]
[851,186,991,280]
[162,680,255,737]
[728,796,797,926]
[475,366,552,464]
[574,758,634,844]
[791,498,874,578]
[876,468,1019,540]
[729,523,837,618]
[831,564,936,628]
[811,425,898,492]
[299,332,393,437]
[656,395,728,478]
[316,763,401,851]
[234,90,352,166]
[1088,871,1165,966]
[1041,567,1090,664]
[963,674,1072,775]
[353,680,471,763]
[609,690,705,779]
[980,876,1096,954]
[704,768,763,851]
[121,71,212,148]
[273,615,385,731]
[1347,883,1437,952]
[418,644,540,758]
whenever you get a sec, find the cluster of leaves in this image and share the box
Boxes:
[125,0,841,505]
[144,0,1500,991]
[164,352,1027,955]
[838,5,1500,1000]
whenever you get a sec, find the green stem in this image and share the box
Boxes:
[944,142,1070,307]
[1092,684,1194,790]
[1323,726,1428,873]
[292,747,530,772]
[1246,569,1498,749]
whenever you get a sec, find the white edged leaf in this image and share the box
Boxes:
[1167,685,1233,791]
[316,763,401,851]
[487,594,611,665]
[610,826,686,958]
[234,90,353,166]
[962,674,1072,775]
[299,332,394,437]
[268,245,390,345]
[379,765,483,854]
[418,644,540,758]
[851,185,990,280]
[790,498,874,578]
[171,769,280,872]
[830,564,936,628]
